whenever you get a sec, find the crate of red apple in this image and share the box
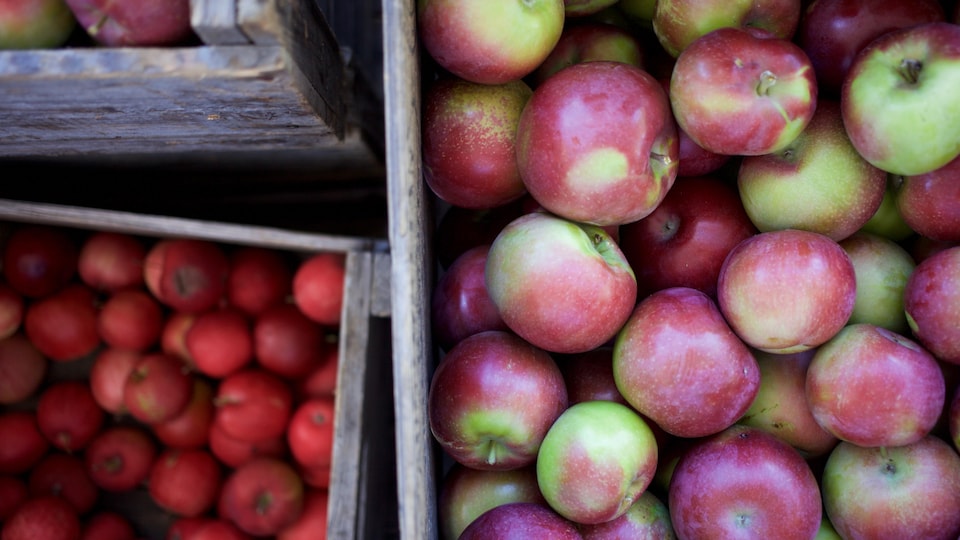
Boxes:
[0,200,393,539]
[384,0,960,538]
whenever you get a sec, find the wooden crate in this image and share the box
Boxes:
[0,0,384,176]
[0,198,397,539]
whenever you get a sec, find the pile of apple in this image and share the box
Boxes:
[419,0,960,538]
[0,223,345,540]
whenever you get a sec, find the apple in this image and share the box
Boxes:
[737,99,887,241]
[417,0,565,85]
[2,224,77,299]
[275,488,328,540]
[97,288,164,351]
[27,452,98,515]
[0,333,47,405]
[63,0,192,46]
[0,476,26,522]
[218,457,305,537]
[0,283,24,340]
[950,385,960,453]
[903,246,960,364]
[562,0,618,17]
[84,425,157,493]
[254,303,328,379]
[295,339,339,400]
[670,26,817,157]
[893,154,960,242]
[841,22,960,176]
[80,511,136,540]
[213,368,294,443]
[908,235,958,265]
[286,397,335,471]
[555,347,629,407]
[577,490,675,539]
[618,174,757,299]
[225,246,292,317]
[152,377,215,450]
[613,286,760,438]
[485,212,637,354]
[190,519,253,540]
[122,352,193,425]
[23,283,100,362]
[536,400,658,525]
[434,199,526,270]
[77,231,146,293]
[0,412,48,475]
[431,245,508,352]
[422,76,532,210]
[150,238,229,314]
[36,381,104,453]
[0,495,81,540]
[186,307,254,378]
[738,348,839,458]
[717,229,857,354]
[859,178,917,242]
[160,310,195,364]
[428,330,567,470]
[0,0,76,49]
[652,0,802,57]
[292,252,345,326]
[208,423,287,469]
[88,347,141,415]
[437,462,545,540]
[797,0,945,97]
[148,449,222,518]
[821,435,960,539]
[532,21,645,85]
[617,0,656,25]
[839,231,916,334]
[516,60,678,226]
[668,424,822,540]
[458,501,582,540]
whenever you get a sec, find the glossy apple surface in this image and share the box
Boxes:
[458,501,582,540]
[431,245,508,352]
[894,154,960,242]
[533,21,645,84]
[903,246,960,364]
[437,463,545,540]
[577,490,675,539]
[63,0,192,46]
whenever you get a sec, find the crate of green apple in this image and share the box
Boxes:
[0,199,393,539]
[385,0,960,538]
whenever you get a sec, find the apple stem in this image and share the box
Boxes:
[756,70,777,96]
[256,491,274,515]
[899,59,922,85]
[87,14,109,37]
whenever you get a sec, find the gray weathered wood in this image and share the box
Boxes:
[190,0,251,45]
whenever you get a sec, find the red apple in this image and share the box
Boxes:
[122,352,193,425]
[437,463,545,540]
[613,286,760,438]
[578,490,675,539]
[160,310,196,363]
[276,488,329,540]
[668,424,822,539]
[84,426,157,493]
[430,245,508,352]
[894,154,960,243]
[97,288,164,351]
[533,21,645,85]
[433,199,526,270]
[555,347,629,407]
[903,246,960,364]
[218,457,304,537]
[428,330,568,470]
[0,283,24,340]
[0,475,27,521]
[152,378,215,450]
[2,225,77,299]
[23,283,100,362]
[421,76,532,209]
[292,253,345,326]
[670,26,817,156]
[208,423,287,469]
[213,368,294,443]
[295,341,339,400]
[185,308,253,378]
[151,238,229,314]
[458,502,581,540]
[286,397,335,471]
[77,231,146,293]
[36,381,104,453]
[0,411,49,475]
[0,495,81,540]
[0,333,47,405]
[717,229,857,353]
[619,175,757,299]
[190,520,253,540]
[80,511,136,540]
[0,0,76,49]
[148,449,222,518]
[27,452,98,515]
[225,246,292,317]
[253,303,326,378]
[88,347,141,415]
[516,60,678,226]
[165,517,213,540]
[63,0,192,46]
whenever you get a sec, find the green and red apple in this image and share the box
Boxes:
[839,231,916,334]
[653,0,802,57]
[903,246,960,364]
[0,0,75,49]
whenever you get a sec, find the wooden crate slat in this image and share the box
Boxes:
[190,0,252,45]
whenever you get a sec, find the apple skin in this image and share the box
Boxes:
[671,27,817,157]
[798,0,945,97]
[437,463,545,540]
[841,22,960,176]
[737,99,886,241]
[536,400,658,525]
[577,490,675,539]
[0,0,76,49]
[717,229,857,354]
[434,200,526,270]
[858,177,916,242]
[839,231,916,334]
[485,212,637,354]
[737,348,839,459]
[806,323,945,448]
[532,22,645,85]
[652,0,801,58]
[428,330,568,470]
[422,76,532,209]
[821,435,960,540]
[516,60,678,227]
[903,246,960,364]
[613,286,760,438]
[556,347,629,407]
[218,457,305,537]
[63,0,191,46]
[431,245,509,352]
[458,501,582,540]
[668,424,822,540]
[417,0,565,85]
[893,154,960,242]
[619,174,757,300]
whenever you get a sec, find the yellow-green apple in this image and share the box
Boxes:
[858,178,916,242]
[841,22,960,176]
[737,100,886,241]
[652,0,802,58]
[431,245,508,352]
[717,229,857,353]
[532,22,645,85]
[458,501,582,539]
[0,0,75,49]
[577,490,676,539]
[670,27,817,157]
[438,463,545,540]
[417,0,565,85]
[515,60,678,226]
[485,212,637,354]
[427,330,567,470]
[613,287,760,438]
[563,0,618,17]
[797,0,945,97]
[737,348,839,459]
[619,175,757,300]
[63,0,191,46]
[806,323,945,448]
[434,200,526,269]
[536,400,658,525]
[668,425,822,540]
[839,231,915,333]
[821,435,960,540]
[893,154,960,242]
[903,246,960,364]
[422,76,532,209]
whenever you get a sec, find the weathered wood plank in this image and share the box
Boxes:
[190,0,251,45]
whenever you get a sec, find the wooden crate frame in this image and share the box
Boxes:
[0,198,396,539]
